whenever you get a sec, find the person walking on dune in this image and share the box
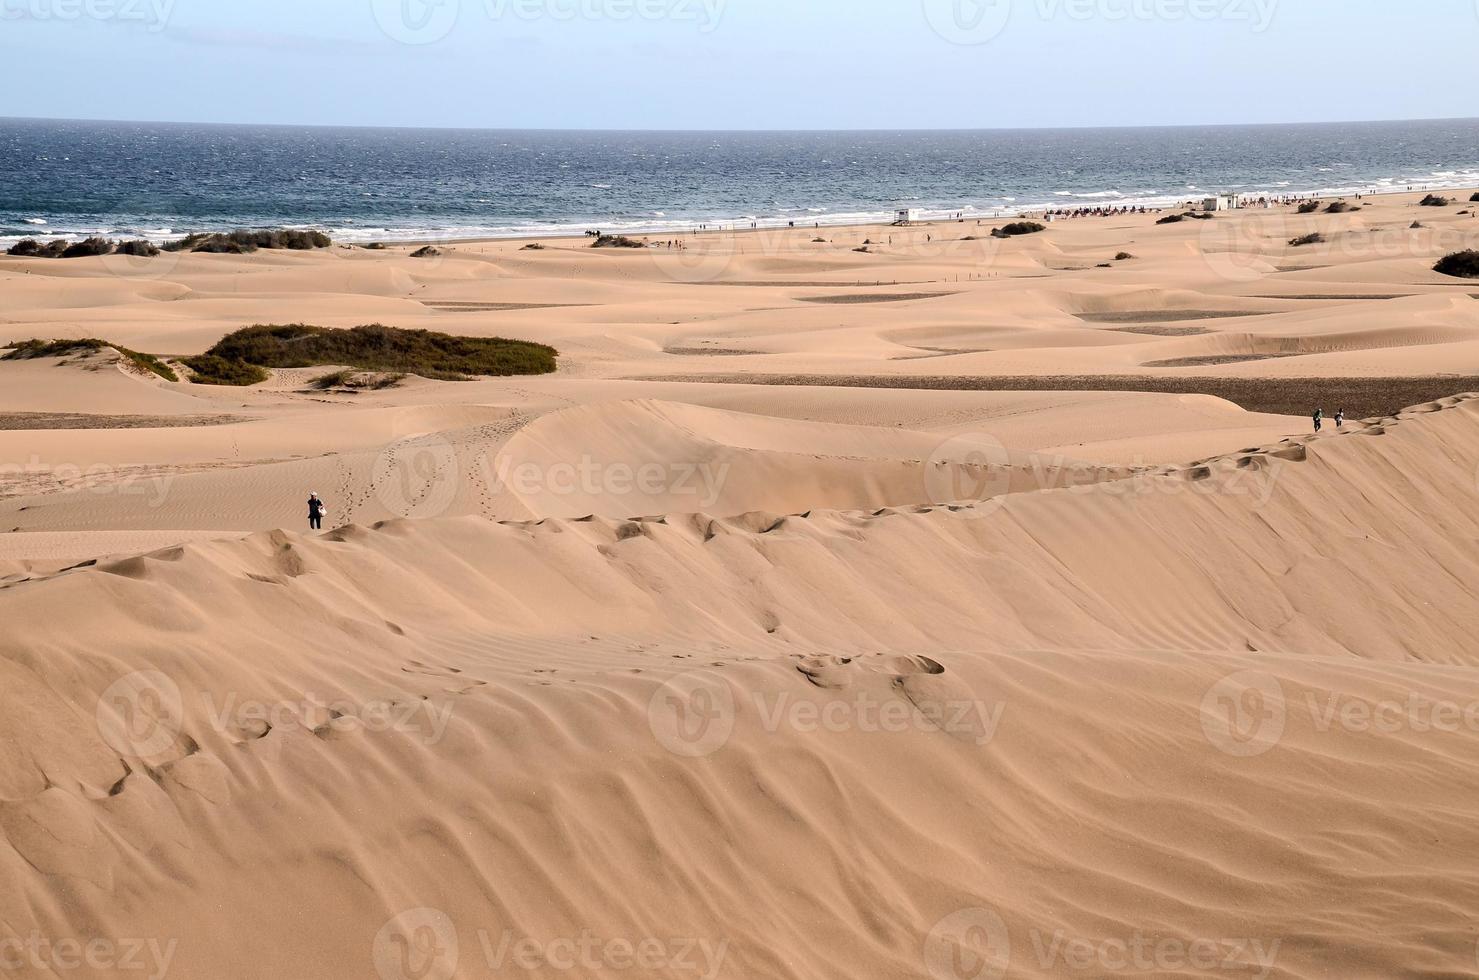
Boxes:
[1312,408,1323,433]
[1335,409,1345,429]
[308,492,326,531]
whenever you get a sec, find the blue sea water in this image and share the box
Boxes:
[3,116,1478,246]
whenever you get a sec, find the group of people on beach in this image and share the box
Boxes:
[1313,409,1345,433]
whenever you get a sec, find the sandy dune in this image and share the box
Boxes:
[4,190,1479,978]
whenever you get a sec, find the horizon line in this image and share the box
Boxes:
[5,113,1479,135]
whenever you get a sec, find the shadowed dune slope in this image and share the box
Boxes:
[2,397,1479,977]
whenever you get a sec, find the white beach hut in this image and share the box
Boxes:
[895,208,922,224]
[1202,196,1236,212]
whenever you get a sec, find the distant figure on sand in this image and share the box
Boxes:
[1335,410,1344,429]
[308,492,326,530]
[1313,409,1323,433]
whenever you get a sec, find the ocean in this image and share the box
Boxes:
[3,116,1478,247]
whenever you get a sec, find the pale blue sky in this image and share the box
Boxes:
[2,0,1476,129]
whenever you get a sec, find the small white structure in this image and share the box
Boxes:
[1203,196,1236,212]
[895,208,922,224]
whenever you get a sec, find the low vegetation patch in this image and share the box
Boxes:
[6,237,160,259]
[1115,251,1134,261]
[188,323,557,384]
[1155,214,1185,225]
[7,239,68,258]
[3,337,178,382]
[592,235,645,249]
[1434,250,1479,279]
[1419,194,1452,207]
[1297,201,1321,214]
[521,243,546,250]
[1288,232,1325,247]
[991,221,1045,238]
[115,239,160,257]
[310,369,407,391]
[1411,221,1425,229]
[1325,201,1354,214]
[163,229,331,253]
[410,245,442,258]
[180,354,271,386]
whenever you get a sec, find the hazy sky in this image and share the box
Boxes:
[3,0,1477,129]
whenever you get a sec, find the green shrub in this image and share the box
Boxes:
[592,235,645,249]
[163,229,331,253]
[2,337,178,381]
[3,338,110,358]
[60,237,116,258]
[1419,194,1451,207]
[1115,252,1133,261]
[7,239,68,258]
[1297,201,1320,214]
[991,221,1046,238]
[410,245,442,258]
[180,355,271,386]
[1288,232,1325,247]
[1434,250,1479,279]
[1325,201,1354,214]
[115,239,161,257]
[198,323,557,381]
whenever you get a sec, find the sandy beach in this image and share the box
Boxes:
[4,187,1479,977]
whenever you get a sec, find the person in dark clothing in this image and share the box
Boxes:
[308,492,325,531]
[1312,408,1323,433]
